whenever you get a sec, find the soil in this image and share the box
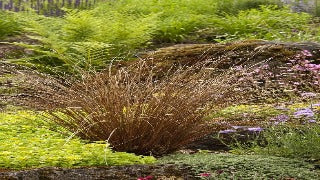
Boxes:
[0,35,37,60]
[0,164,197,180]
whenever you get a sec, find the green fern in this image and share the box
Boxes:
[7,0,316,75]
[0,11,22,40]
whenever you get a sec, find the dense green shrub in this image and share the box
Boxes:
[0,111,155,169]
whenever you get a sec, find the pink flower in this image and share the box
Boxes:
[302,50,312,57]
[137,175,153,180]
[200,173,211,177]
[301,60,311,64]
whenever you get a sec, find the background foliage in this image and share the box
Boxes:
[3,0,318,74]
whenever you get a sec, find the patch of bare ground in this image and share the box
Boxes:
[0,164,197,180]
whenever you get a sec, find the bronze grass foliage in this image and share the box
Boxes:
[3,60,261,155]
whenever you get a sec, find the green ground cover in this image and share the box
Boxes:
[159,153,320,179]
[229,124,320,160]
[0,111,155,169]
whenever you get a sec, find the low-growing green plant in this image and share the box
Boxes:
[0,111,155,169]
[159,153,320,179]
[230,124,320,161]
[208,104,282,121]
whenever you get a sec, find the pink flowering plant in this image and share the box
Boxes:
[287,50,320,92]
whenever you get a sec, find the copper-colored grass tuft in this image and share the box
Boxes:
[3,60,259,155]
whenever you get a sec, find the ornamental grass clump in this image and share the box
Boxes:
[6,60,259,155]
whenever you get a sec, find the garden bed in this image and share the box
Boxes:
[0,1,320,179]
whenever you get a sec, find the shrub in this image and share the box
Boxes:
[9,60,260,156]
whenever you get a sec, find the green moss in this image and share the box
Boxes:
[0,87,18,94]
[208,102,317,120]
[0,111,155,169]
[209,104,281,119]
[224,40,265,51]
